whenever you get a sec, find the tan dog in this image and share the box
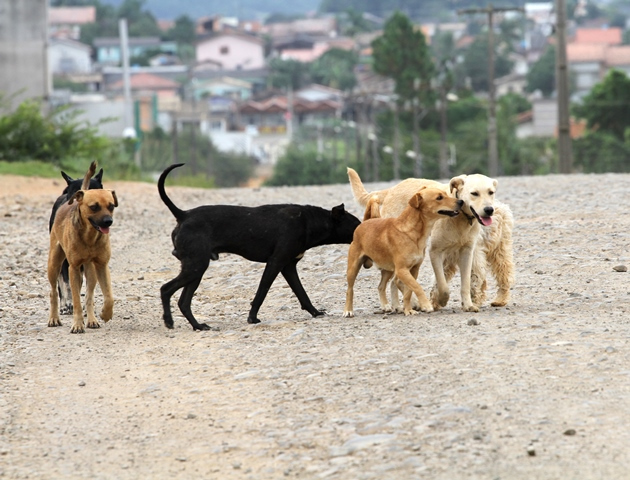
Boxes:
[347,168,514,312]
[343,187,462,317]
[47,162,118,333]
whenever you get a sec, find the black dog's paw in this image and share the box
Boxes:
[312,308,327,318]
[193,323,212,331]
[247,316,261,324]
[163,317,174,329]
[60,305,73,315]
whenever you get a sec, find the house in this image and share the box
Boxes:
[108,72,180,99]
[193,76,254,101]
[94,37,177,65]
[49,38,92,74]
[262,17,337,41]
[278,37,356,63]
[495,73,527,97]
[567,28,630,97]
[195,32,265,71]
[49,6,95,40]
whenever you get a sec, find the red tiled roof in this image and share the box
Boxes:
[605,45,630,66]
[49,6,96,25]
[567,43,607,62]
[574,28,622,45]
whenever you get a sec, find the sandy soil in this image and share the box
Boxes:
[0,171,629,480]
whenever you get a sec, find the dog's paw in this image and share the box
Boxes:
[403,309,419,316]
[87,320,101,329]
[193,323,212,331]
[247,316,261,324]
[311,308,326,318]
[342,310,354,318]
[70,324,85,334]
[381,303,393,313]
[462,304,480,313]
[59,305,73,315]
[419,304,434,313]
[491,300,507,307]
[48,318,62,327]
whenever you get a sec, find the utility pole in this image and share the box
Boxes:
[555,0,573,173]
[458,4,524,177]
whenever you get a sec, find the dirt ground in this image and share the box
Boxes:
[0,171,629,480]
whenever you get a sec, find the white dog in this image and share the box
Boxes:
[347,168,514,312]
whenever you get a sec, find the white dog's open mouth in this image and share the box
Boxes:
[471,207,493,226]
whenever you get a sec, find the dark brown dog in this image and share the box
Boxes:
[47,162,119,333]
[343,187,462,317]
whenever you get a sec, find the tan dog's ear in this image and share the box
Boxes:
[110,190,119,207]
[449,175,465,196]
[68,190,84,205]
[409,192,424,209]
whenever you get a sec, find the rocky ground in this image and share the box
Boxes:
[0,170,629,480]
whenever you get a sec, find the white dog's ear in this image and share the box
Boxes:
[449,175,465,196]
[409,192,424,209]
[493,179,498,190]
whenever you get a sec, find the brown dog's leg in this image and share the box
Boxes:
[343,245,364,318]
[84,263,100,329]
[95,263,114,322]
[47,244,65,327]
[68,264,86,333]
[377,269,394,312]
[395,266,433,314]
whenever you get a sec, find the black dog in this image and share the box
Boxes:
[49,165,104,314]
[158,163,361,329]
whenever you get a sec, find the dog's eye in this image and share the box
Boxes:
[471,192,479,197]
[489,191,495,195]
[437,195,443,200]
[89,205,100,212]
[108,204,116,211]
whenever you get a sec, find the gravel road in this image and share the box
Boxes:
[0,171,629,479]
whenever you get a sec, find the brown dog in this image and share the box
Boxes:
[343,187,462,317]
[47,162,118,333]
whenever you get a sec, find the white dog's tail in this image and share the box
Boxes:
[347,167,388,208]
[362,195,382,222]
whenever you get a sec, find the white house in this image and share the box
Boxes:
[195,32,265,71]
[49,38,92,74]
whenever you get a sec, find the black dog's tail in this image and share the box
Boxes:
[158,163,187,221]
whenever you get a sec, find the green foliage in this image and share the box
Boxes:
[310,49,359,91]
[265,146,348,186]
[165,15,196,45]
[267,58,312,91]
[526,45,555,97]
[573,130,630,173]
[573,69,630,140]
[140,127,255,188]
[371,12,435,102]
[339,8,375,36]
[459,33,514,92]
[53,77,89,93]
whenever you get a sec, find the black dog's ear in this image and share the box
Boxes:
[68,190,84,205]
[94,168,104,183]
[61,171,74,185]
[331,204,346,218]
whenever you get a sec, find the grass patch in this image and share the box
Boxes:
[164,173,216,189]
[0,160,62,178]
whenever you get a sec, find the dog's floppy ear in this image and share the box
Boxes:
[409,191,424,209]
[331,204,345,219]
[110,190,119,207]
[449,175,465,196]
[68,190,84,205]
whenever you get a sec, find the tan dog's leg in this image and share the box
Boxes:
[95,263,114,321]
[84,263,100,329]
[343,245,364,318]
[396,266,433,315]
[47,244,65,327]
[69,264,86,333]
[390,277,401,312]
[377,269,394,312]
[471,246,488,307]
[458,245,479,312]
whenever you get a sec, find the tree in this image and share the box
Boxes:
[165,15,196,45]
[459,33,514,92]
[371,12,435,102]
[573,69,630,140]
[267,58,312,91]
[310,48,358,91]
[526,45,555,97]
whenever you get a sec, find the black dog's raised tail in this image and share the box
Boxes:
[158,163,187,221]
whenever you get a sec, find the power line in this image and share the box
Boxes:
[458,3,525,177]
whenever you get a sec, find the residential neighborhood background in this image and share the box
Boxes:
[1,0,629,185]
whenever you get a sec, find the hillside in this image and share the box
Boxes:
[100,0,321,19]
